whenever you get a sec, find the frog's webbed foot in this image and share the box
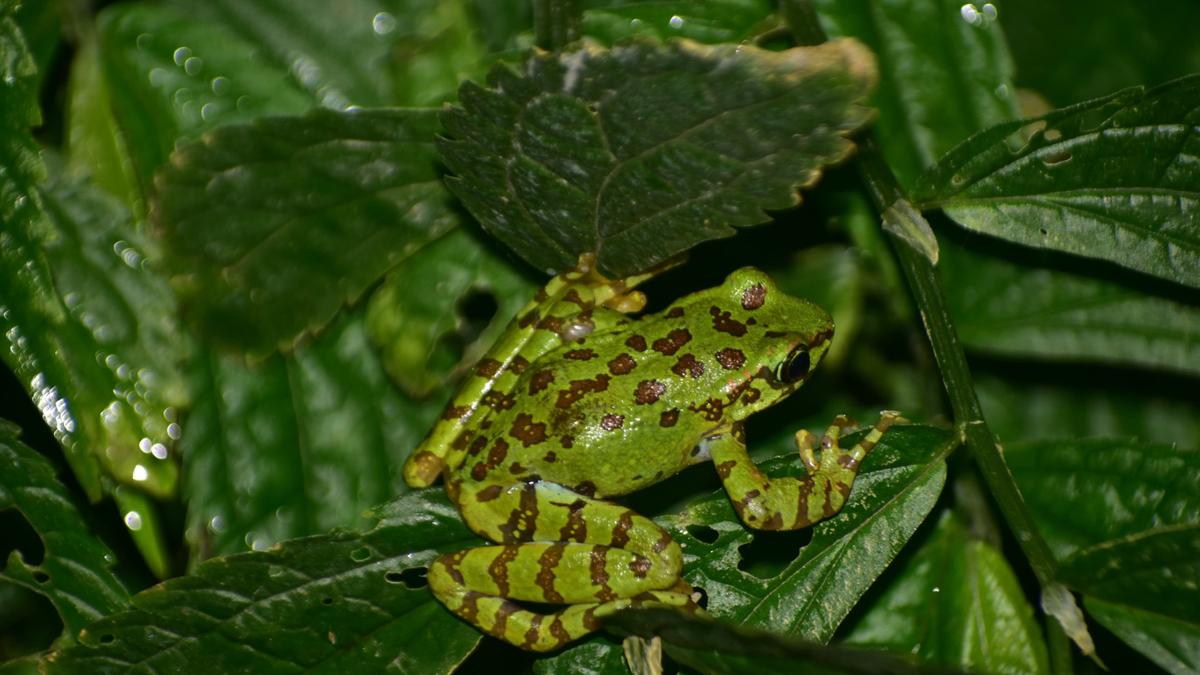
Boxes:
[711,411,902,530]
[427,480,699,652]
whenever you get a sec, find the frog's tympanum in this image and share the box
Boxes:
[404,259,898,651]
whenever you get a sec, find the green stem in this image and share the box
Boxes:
[781,1,1060,589]
[1047,613,1076,675]
[533,0,581,51]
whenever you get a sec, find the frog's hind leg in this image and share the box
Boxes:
[428,480,698,651]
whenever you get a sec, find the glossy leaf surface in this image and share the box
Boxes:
[155,108,458,355]
[439,38,877,276]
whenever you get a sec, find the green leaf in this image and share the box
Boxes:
[1007,439,1200,672]
[606,609,961,674]
[173,0,484,108]
[439,38,877,277]
[581,0,775,46]
[1083,597,1200,675]
[0,420,129,638]
[842,513,1049,674]
[96,3,314,191]
[12,0,58,94]
[45,490,482,674]
[155,108,459,355]
[812,0,1019,188]
[665,425,952,641]
[941,237,1200,376]
[533,638,631,675]
[916,76,1200,289]
[183,312,445,560]
[365,229,536,397]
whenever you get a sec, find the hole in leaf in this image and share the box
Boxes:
[1043,128,1063,142]
[686,525,719,544]
[1079,103,1122,132]
[1006,120,1045,153]
[99,633,116,645]
[736,528,813,579]
[349,547,372,563]
[385,567,428,589]
[1039,228,1049,236]
[691,585,709,609]
[32,570,51,584]
[456,289,500,346]
[1041,150,1072,166]
[321,596,335,605]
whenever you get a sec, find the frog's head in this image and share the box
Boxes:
[706,268,834,419]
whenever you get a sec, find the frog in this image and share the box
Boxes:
[404,256,899,652]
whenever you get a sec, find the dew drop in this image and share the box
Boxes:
[124,510,144,530]
[669,15,684,29]
[173,46,191,66]
[372,12,396,35]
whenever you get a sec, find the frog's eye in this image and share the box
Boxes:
[777,346,810,384]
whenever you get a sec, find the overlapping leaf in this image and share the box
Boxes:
[183,312,444,561]
[0,422,129,639]
[917,76,1200,289]
[439,38,877,277]
[581,0,775,46]
[841,513,1049,674]
[45,491,482,674]
[666,425,951,641]
[155,108,459,355]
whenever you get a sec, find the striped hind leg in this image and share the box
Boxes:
[429,480,698,650]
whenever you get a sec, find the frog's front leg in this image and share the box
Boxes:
[428,480,698,651]
[710,412,901,529]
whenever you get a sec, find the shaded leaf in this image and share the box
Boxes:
[45,490,482,674]
[183,312,444,561]
[842,513,1049,674]
[916,75,1200,288]
[812,0,1019,188]
[96,3,314,191]
[155,108,458,355]
[365,229,536,397]
[607,609,963,674]
[1084,597,1200,675]
[665,425,952,641]
[941,236,1200,375]
[533,638,631,675]
[439,38,877,277]
[0,421,129,638]
[581,0,775,46]
[173,0,484,108]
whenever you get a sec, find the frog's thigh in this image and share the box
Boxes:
[445,481,683,600]
[709,417,889,530]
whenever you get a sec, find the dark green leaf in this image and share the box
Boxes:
[941,237,1200,375]
[12,0,58,94]
[0,421,129,638]
[1006,439,1199,560]
[812,0,1019,188]
[607,609,963,674]
[916,76,1200,288]
[173,0,484,108]
[154,108,458,355]
[439,38,877,277]
[665,425,952,641]
[1083,597,1200,675]
[841,513,1049,674]
[46,490,482,674]
[533,638,630,675]
[365,229,536,397]
[183,312,444,560]
[96,3,314,190]
[581,0,775,46]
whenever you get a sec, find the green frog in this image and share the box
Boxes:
[405,258,898,651]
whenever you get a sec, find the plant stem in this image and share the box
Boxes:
[533,0,581,51]
[781,1,1060,589]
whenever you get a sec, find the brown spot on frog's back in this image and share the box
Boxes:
[671,354,705,379]
[529,369,556,395]
[511,355,530,374]
[575,481,597,498]
[607,353,637,375]
[710,307,748,337]
[509,412,548,446]
[666,306,685,318]
[652,328,692,355]
[625,334,647,352]
[441,404,469,422]
[714,347,746,370]
[741,283,766,310]
[560,435,574,448]
[564,348,596,361]
[635,379,666,404]
[555,374,611,408]
[600,414,625,431]
[660,408,680,427]
[691,397,725,421]
[482,390,516,411]
[475,358,502,377]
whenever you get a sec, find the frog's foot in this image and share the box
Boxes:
[711,411,902,531]
[430,582,700,652]
[429,480,691,651]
